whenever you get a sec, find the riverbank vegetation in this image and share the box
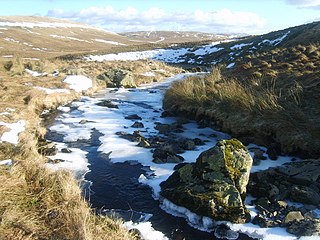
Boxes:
[0,56,182,239]
[164,47,320,158]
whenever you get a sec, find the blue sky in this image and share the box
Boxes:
[0,0,319,34]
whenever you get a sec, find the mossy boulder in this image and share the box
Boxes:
[160,139,253,223]
[97,69,136,88]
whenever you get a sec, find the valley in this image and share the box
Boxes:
[0,15,319,240]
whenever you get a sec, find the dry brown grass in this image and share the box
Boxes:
[0,54,183,239]
[164,68,282,113]
[164,66,320,158]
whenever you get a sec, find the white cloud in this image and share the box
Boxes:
[286,0,320,8]
[47,6,267,34]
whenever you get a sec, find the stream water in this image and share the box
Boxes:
[45,74,296,240]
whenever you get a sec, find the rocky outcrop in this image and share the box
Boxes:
[248,159,320,237]
[160,139,253,223]
[97,69,136,88]
[248,159,320,204]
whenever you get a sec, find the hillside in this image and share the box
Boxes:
[163,21,320,159]
[0,16,139,59]
[121,30,238,44]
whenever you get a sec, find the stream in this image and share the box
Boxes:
[45,73,295,240]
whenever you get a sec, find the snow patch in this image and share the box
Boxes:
[141,72,156,77]
[0,120,25,145]
[124,221,168,240]
[0,159,13,166]
[46,142,89,175]
[94,39,127,45]
[25,69,48,77]
[227,62,235,68]
[230,42,253,50]
[259,31,290,46]
[63,75,93,92]
[0,21,117,34]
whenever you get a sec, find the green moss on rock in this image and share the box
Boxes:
[160,138,253,223]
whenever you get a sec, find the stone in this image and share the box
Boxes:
[283,211,304,224]
[96,100,119,109]
[97,69,136,88]
[152,145,184,164]
[61,148,72,153]
[252,215,279,228]
[287,219,320,237]
[125,114,142,120]
[248,159,320,205]
[137,139,151,148]
[193,138,205,146]
[249,148,267,160]
[290,186,320,206]
[155,122,183,135]
[48,158,65,164]
[181,139,196,150]
[266,143,281,160]
[131,122,144,128]
[37,139,57,156]
[160,139,253,223]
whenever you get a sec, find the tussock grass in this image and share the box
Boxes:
[164,66,320,158]
[164,68,282,113]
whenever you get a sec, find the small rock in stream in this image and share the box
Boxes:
[96,100,119,109]
[61,148,72,153]
[131,122,144,128]
[125,114,142,120]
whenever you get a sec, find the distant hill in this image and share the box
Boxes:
[121,31,239,44]
[146,21,320,66]
[0,16,138,59]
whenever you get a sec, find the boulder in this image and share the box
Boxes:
[287,219,320,237]
[160,139,253,223]
[97,69,136,88]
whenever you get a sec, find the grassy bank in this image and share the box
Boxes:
[0,57,182,239]
[164,65,320,159]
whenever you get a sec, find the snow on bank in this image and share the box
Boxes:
[63,75,93,92]
[124,221,168,240]
[161,197,299,240]
[25,69,48,77]
[46,142,89,175]
[0,159,13,166]
[0,120,25,145]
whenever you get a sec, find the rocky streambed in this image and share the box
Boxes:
[43,73,320,239]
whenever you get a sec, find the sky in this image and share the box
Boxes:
[0,0,319,34]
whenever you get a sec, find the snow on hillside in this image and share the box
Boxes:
[258,31,290,46]
[85,42,225,64]
[0,20,117,35]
